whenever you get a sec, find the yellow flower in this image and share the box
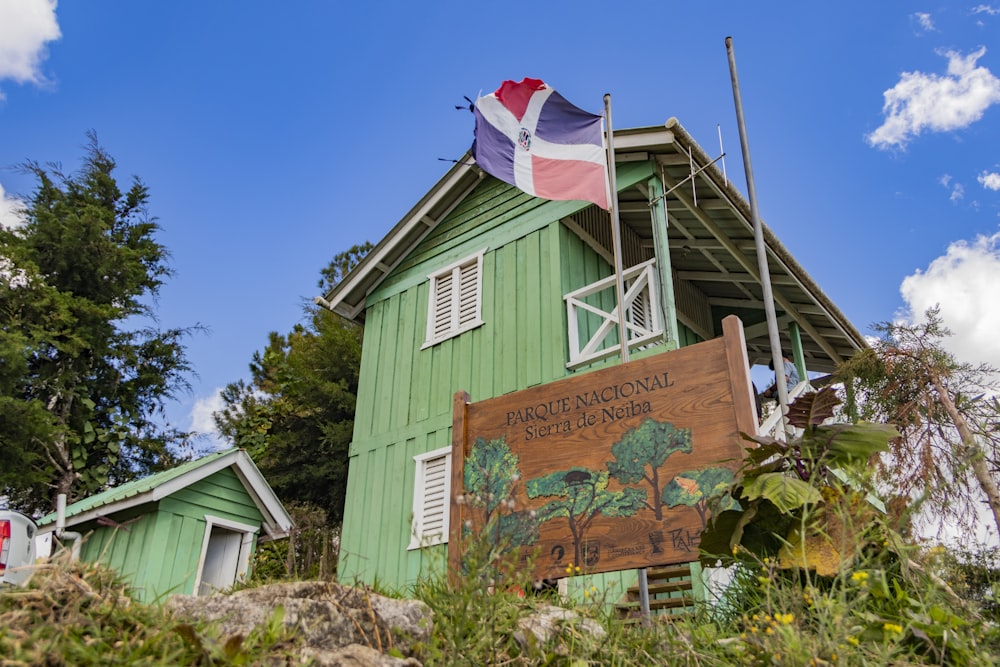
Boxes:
[565,562,574,575]
[776,613,794,625]
[883,623,903,634]
[847,636,859,646]
[850,571,869,583]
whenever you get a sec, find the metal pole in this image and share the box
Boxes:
[604,93,651,620]
[603,93,631,366]
[726,36,789,434]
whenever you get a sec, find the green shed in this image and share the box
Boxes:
[37,448,293,602]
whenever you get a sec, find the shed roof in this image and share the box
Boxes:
[318,118,867,374]
[37,449,293,539]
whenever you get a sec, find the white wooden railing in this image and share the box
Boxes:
[757,380,812,438]
[564,259,663,369]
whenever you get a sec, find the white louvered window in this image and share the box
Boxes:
[408,447,452,550]
[422,250,485,348]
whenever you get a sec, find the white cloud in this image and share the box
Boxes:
[0,0,60,99]
[189,389,228,451]
[898,232,1000,369]
[912,12,935,32]
[971,5,1000,16]
[867,47,1000,149]
[0,182,26,229]
[939,173,966,202]
[979,170,1000,190]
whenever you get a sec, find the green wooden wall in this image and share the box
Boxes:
[339,164,667,589]
[78,468,265,602]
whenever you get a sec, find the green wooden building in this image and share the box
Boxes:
[37,449,292,602]
[319,119,866,606]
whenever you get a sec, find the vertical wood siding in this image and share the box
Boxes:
[77,468,265,602]
[340,169,686,598]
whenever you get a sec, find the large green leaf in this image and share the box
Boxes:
[741,472,822,512]
[803,422,898,463]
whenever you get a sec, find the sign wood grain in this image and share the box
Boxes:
[448,316,757,581]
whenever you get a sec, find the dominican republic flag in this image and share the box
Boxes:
[472,78,609,210]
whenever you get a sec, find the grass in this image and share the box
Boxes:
[3,536,998,666]
[0,554,298,666]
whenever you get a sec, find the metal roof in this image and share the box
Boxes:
[320,118,866,374]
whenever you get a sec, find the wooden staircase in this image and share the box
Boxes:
[615,564,697,621]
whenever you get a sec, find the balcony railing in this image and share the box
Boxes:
[757,380,812,438]
[564,259,663,369]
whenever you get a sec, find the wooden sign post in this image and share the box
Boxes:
[448,316,757,582]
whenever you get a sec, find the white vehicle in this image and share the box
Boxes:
[0,510,37,586]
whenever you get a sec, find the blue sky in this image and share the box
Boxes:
[2,2,1000,453]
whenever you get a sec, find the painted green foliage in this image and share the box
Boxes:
[662,467,738,529]
[606,418,692,519]
[526,467,645,568]
[463,437,538,551]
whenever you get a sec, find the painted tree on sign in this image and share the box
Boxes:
[462,437,538,559]
[606,418,692,519]
[526,467,645,569]
[662,467,738,529]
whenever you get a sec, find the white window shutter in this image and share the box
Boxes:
[409,447,452,549]
[432,271,454,338]
[422,249,486,348]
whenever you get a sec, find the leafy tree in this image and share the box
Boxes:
[662,466,737,529]
[839,308,1000,539]
[526,467,645,568]
[214,244,370,526]
[0,135,196,513]
[606,418,692,519]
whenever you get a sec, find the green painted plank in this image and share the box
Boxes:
[500,243,518,394]
[391,288,418,431]
[378,440,406,586]
[355,298,385,441]
[374,295,401,437]
[475,251,496,401]
[165,486,263,522]
[157,496,261,526]
[360,446,387,585]
[338,454,367,581]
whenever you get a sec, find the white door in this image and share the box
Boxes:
[195,517,257,595]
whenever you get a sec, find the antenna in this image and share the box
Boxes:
[717,124,728,187]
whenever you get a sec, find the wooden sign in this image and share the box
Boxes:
[448,316,757,582]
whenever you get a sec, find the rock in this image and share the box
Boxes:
[513,603,607,651]
[166,581,432,662]
[302,643,422,667]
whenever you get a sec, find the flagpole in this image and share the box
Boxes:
[726,36,789,434]
[604,93,652,621]
[603,94,631,366]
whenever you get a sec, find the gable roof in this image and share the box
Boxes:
[318,118,867,374]
[37,449,293,539]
